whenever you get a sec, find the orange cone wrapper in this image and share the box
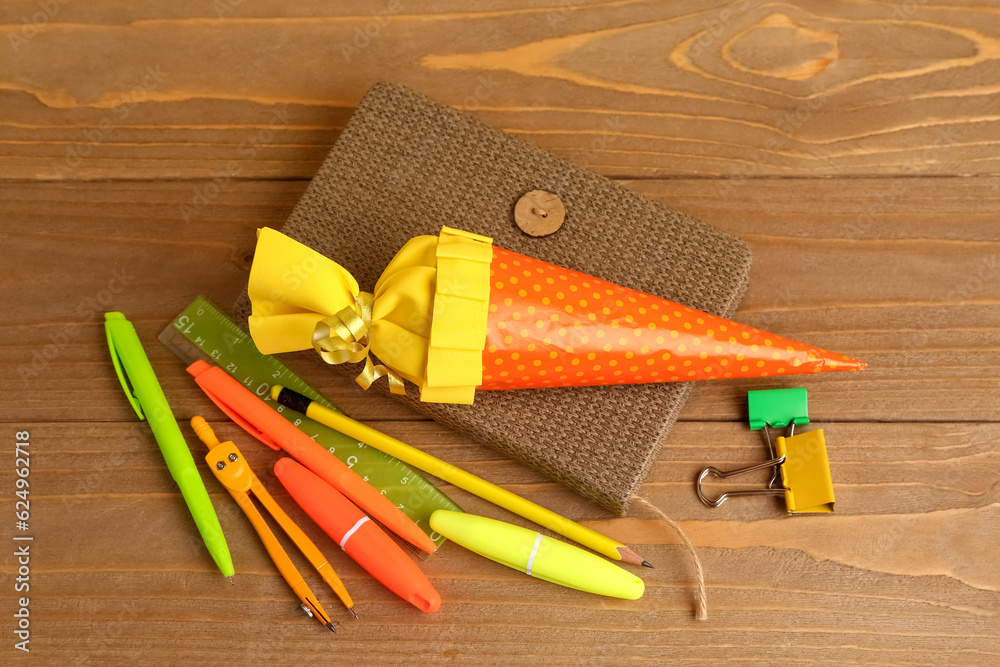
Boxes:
[481,246,863,389]
[248,227,865,405]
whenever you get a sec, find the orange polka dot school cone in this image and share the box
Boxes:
[247,227,866,405]
[481,246,863,390]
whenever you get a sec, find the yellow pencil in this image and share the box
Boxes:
[271,386,652,568]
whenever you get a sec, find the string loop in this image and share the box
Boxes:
[631,494,707,621]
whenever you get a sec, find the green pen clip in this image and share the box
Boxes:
[105,312,145,420]
[748,388,809,432]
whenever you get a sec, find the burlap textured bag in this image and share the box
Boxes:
[235,82,752,514]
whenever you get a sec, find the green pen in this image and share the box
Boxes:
[105,312,235,581]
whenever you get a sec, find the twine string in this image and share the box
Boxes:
[631,494,708,621]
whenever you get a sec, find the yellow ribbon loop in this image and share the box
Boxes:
[311,292,406,394]
[356,356,407,395]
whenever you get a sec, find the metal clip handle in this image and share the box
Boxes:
[696,457,786,508]
[761,424,791,489]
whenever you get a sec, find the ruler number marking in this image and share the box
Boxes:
[173,316,194,334]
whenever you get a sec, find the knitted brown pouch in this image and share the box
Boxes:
[234,82,752,515]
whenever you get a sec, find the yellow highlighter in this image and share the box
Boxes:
[273,386,651,568]
[430,510,644,600]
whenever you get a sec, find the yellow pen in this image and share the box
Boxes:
[192,417,356,630]
[273,386,652,568]
[430,510,644,600]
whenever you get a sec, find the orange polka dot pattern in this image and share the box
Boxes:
[478,246,865,390]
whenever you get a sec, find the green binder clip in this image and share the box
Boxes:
[748,388,809,490]
[748,388,809,433]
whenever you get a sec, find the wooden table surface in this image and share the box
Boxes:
[2,1,998,664]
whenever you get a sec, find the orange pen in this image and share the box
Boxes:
[191,417,355,630]
[274,456,441,614]
[185,360,436,555]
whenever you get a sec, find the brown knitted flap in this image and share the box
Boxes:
[234,82,752,515]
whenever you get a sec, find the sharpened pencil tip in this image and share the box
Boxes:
[642,561,654,569]
[326,622,336,633]
[616,545,649,567]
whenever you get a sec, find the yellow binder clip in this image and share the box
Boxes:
[697,429,835,514]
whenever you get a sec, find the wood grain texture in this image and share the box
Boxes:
[3,1,1000,180]
[2,1,999,664]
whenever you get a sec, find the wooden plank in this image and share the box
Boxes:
[4,2,998,662]
[2,420,995,663]
[3,1,1000,180]
[2,177,997,424]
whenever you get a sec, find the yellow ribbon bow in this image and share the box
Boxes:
[247,226,494,405]
[312,293,405,394]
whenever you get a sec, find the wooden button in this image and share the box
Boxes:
[514,190,565,237]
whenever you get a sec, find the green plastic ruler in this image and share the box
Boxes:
[158,295,460,549]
